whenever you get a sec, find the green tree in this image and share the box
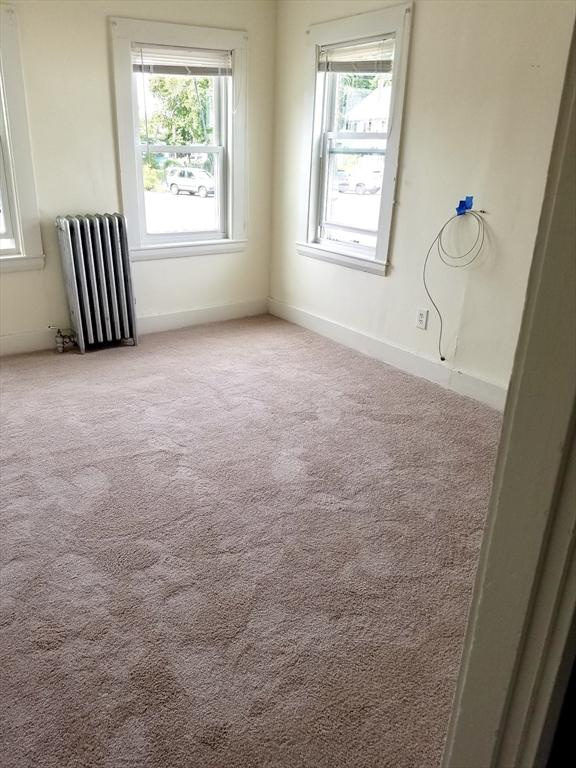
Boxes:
[140,76,213,146]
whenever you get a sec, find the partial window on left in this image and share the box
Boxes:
[0,5,44,270]
[0,77,19,255]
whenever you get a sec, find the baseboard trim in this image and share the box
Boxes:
[137,299,268,335]
[268,298,507,411]
[0,300,268,357]
[0,328,56,357]
[1,300,507,410]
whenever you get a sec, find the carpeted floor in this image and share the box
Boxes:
[0,316,501,768]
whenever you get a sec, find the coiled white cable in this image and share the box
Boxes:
[422,209,487,361]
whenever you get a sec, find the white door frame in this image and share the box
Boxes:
[442,25,575,768]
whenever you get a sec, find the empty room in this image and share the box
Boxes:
[1,1,575,766]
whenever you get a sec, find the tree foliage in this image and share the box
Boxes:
[140,76,213,146]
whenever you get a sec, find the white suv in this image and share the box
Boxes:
[166,168,215,197]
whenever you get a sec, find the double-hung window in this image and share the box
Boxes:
[0,80,18,255]
[0,5,44,272]
[300,4,412,275]
[111,19,247,260]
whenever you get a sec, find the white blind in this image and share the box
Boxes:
[132,44,232,76]
[318,36,395,73]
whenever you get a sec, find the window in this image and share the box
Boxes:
[0,82,18,255]
[0,5,44,272]
[299,4,412,275]
[317,38,393,253]
[111,19,248,260]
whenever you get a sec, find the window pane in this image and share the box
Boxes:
[141,151,220,234]
[322,138,385,240]
[0,186,7,235]
[322,225,377,251]
[336,72,394,133]
[333,37,395,134]
[135,72,217,146]
[0,134,16,249]
[0,238,16,252]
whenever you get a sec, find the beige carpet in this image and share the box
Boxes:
[0,316,500,768]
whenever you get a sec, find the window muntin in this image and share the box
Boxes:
[316,35,395,259]
[132,44,231,244]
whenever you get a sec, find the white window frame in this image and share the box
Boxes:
[297,4,412,276]
[0,5,45,273]
[110,18,248,261]
[0,92,18,252]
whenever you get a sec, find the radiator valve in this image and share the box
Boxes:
[49,327,76,353]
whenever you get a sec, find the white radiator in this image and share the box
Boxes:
[56,214,137,353]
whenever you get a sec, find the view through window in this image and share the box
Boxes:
[132,44,231,239]
[317,36,395,255]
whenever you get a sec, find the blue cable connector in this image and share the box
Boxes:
[456,196,474,215]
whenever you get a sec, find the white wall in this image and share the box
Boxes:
[444,29,576,763]
[0,0,276,352]
[270,0,575,392]
[1,0,573,392]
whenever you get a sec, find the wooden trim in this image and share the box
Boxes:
[0,254,45,272]
[130,239,247,261]
[136,299,267,335]
[296,242,387,275]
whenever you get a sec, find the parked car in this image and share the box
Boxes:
[166,168,215,197]
[334,170,382,195]
[346,170,382,195]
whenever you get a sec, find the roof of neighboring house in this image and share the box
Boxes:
[346,85,391,123]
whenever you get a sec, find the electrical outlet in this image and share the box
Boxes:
[416,308,429,330]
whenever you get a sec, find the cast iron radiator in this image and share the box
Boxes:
[55,214,137,353]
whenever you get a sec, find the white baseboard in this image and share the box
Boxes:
[0,299,268,357]
[0,328,56,357]
[137,298,268,335]
[1,299,506,410]
[268,298,507,411]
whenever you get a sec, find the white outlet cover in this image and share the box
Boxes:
[417,309,429,330]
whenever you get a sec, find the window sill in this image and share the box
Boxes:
[296,242,388,276]
[0,254,46,273]
[130,239,248,262]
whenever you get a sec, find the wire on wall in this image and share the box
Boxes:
[422,198,487,361]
